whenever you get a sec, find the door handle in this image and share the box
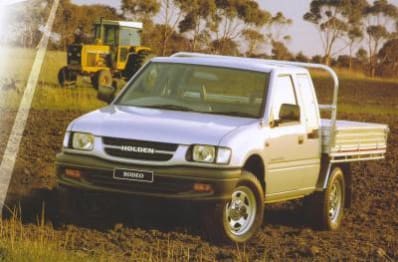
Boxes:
[298,135,304,144]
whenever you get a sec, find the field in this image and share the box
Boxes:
[0,48,397,261]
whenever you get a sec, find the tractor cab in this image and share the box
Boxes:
[58,19,152,89]
[93,20,143,47]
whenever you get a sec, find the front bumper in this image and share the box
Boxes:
[56,152,241,201]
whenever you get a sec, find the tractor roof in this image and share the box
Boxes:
[94,20,143,29]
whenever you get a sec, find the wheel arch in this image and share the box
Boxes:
[242,154,266,193]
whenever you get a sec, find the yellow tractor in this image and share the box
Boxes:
[58,19,152,89]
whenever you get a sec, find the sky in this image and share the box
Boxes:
[72,0,398,56]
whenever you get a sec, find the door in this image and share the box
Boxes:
[295,74,321,188]
[264,74,317,197]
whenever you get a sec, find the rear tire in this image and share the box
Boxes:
[202,171,264,244]
[123,51,154,80]
[58,66,77,87]
[305,166,346,230]
[92,70,112,90]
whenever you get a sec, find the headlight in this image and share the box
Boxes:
[72,132,94,151]
[191,145,231,164]
[193,145,215,163]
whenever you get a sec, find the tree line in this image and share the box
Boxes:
[4,0,398,78]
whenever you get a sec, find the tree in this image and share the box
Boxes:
[176,0,216,52]
[295,52,310,62]
[122,0,160,20]
[377,38,398,76]
[210,37,239,55]
[363,0,398,77]
[266,12,292,43]
[157,0,184,56]
[271,40,293,60]
[242,29,265,57]
[5,0,52,48]
[304,0,355,65]
[52,0,121,50]
[345,27,363,70]
[312,55,323,64]
[340,0,368,70]
[355,47,369,71]
[211,0,270,54]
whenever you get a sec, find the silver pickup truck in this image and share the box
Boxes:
[55,52,389,243]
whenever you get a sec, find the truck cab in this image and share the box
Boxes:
[55,53,389,243]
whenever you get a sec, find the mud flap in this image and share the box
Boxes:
[315,155,352,208]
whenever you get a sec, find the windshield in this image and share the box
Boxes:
[116,63,270,118]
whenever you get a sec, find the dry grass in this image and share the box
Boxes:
[0,207,109,262]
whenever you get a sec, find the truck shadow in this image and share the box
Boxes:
[3,189,312,238]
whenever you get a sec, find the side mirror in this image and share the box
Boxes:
[97,84,116,104]
[278,103,300,124]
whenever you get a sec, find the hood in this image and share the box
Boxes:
[69,105,257,145]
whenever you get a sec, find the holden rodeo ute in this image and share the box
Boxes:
[55,52,389,243]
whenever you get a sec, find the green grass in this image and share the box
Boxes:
[1,48,397,116]
[0,48,106,111]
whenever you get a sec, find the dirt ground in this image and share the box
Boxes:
[0,106,397,260]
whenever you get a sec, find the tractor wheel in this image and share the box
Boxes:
[123,51,154,80]
[92,70,112,90]
[58,66,77,87]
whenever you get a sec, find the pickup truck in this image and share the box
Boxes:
[55,52,389,243]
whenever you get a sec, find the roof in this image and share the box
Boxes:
[151,56,309,74]
[94,20,143,29]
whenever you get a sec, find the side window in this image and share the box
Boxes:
[296,74,319,130]
[104,27,117,45]
[272,75,298,121]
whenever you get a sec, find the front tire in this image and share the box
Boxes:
[307,166,346,230]
[58,66,77,87]
[203,171,264,243]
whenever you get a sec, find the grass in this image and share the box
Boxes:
[1,47,397,116]
[0,208,109,262]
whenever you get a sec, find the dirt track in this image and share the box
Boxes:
[0,106,397,260]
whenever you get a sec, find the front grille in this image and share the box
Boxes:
[86,53,97,67]
[67,45,82,66]
[102,137,178,161]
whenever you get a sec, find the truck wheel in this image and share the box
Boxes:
[92,70,112,90]
[58,66,77,87]
[307,166,346,230]
[203,171,264,243]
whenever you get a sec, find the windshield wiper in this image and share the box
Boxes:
[145,104,194,112]
[207,111,256,118]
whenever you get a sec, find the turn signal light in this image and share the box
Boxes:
[193,183,213,193]
[65,169,81,179]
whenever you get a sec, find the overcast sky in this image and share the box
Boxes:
[72,0,398,56]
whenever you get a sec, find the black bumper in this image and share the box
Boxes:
[55,153,241,201]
